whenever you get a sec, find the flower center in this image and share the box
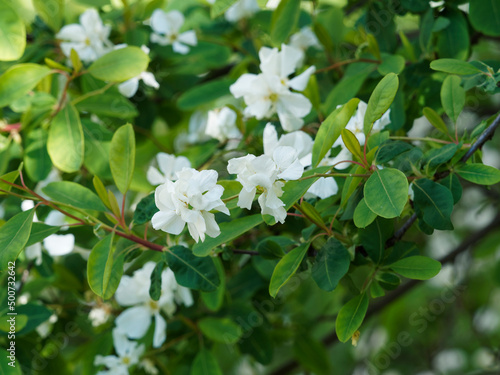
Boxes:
[149,300,159,311]
[85,37,91,46]
[122,356,131,365]
[269,93,279,102]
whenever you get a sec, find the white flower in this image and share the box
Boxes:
[331,100,391,169]
[149,10,197,54]
[89,305,112,327]
[114,262,193,348]
[115,45,159,97]
[289,27,322,66]
[225,0,260,22]
[205,107,242,142]
[227,146,303,223]
[56,9,113,63]
[147,153,191,186]
[138,358,159,375]
[175,111,210,152]
[266,0,280,9]
[230,44,315,132]
[151,168,229,242]
[95,329,145,374]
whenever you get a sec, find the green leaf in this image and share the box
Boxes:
[26,223,60,247]
[88,46,149,82]
[375,140,413,164]
[191,349,223,375]
[210,0,238,18]
[293,333,331,375]
[199,317,243,344]
[15,303,52,336]
[363,73,399,134]
[389,256,441,280]
[341,128,363,161]
[257,239,286,259]
[440,173,462,204]
[269,243,309,298]
[412,178,454,230]
[311,238,350,292]
[422,107,448,134]
[430,59,482,75]
[239,327,274,365]
[364,168,408,219]
[270,0,300,44]
[353,198,377,228]
[82,119,113,178]
[359,218,393,264]
[201,257,225,311]
[149,261,165,301]
[335,293,369,343]
[377,53,405,75]
[424,143,458,169]
[0,208,35,271]
[75,94,138,119]
[0,0,26,61]
[42,181,107,211]
[0,64,52,107]
[87,235,124,299]
[469,0,500,37]
[24,129,52,182]
[110,123,135,194]
[312,98,360,167]
[47,103,84,173]
[166,246,220,292]
[177,78,234,110]
[0,170,19,196]
[441,75,465,123]
[133,193,159,225]
[436,10,469,60]
[193,214,263,257]
[300,201,328,232]
[32,0,64,31]
[455,164,500,185]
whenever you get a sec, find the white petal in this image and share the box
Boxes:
[151,211,185,235]
[177,30,197,46]
[150,9,173,35]
[115,306,152,339]
[153,313,167,348]
[230,73,260,98]
[118,78,139,98]
[288,65,316,91]
[307,177,339,199]
[43,234,75,256]
[140,72,160,89]
[263,123,279,156]
[56,24,87,42]
[147,166,166,186]
[280,44,303,78]
[238,187,256,210]
[172,41,190,55]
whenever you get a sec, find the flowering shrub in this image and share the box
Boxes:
[1,0,500,374]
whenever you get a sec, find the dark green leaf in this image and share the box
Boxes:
[177,79,234,110]
[133,193,159,225]
[149,261,165,301]
[455,164,500,185]
[311,238,350,292]
[0,208,35,271]
[412,178,454,230]
[469,0,500,37]
[42,181,107,211]
[359,218,393,264]
[199,317,242,344]
[191,349,222,375]
[270,0,300,44]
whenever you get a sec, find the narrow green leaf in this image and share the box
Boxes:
[47,103,84,173]
[424,143,458,170]
[311,238,350,292]
[441,75,465,123]
[199,317,243,344]
[389,256,441,280]
[412,178,454,230]
[0,64,51,107]
[191,349,223,375]
[133,193,159,225]
[93,175,111,210]
[0,0,26,61]
[70,49,83,73]
[422,107,448,134]
[335,293,369,343]
[0,209,35,271]
[269,243,309,298]
[166,246,220,291]
[42,181,107,211]
[430,59,482,75]
[363,73,399,134]
[341,128,363,161]
[110,123,135,194]
[88,46,149,82]
[455,164,500,185]
[0,170,19,195]
[149,261,165,301]
[375,140,413,164]
[353,198,377,228]
[364,168,408,219]
[270,0,300,44]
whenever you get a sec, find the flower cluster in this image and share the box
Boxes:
[149,9,197,54]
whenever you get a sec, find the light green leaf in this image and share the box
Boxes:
[412,178,454,230]
[0,170,19,196]
[469,0,500,37]
[42,181,107,211]
[341,128,363,162]
[353,198,377,228]
[377,53,405,75]
[47,103,84,173]
[0,209,35,271]
[389,256,441,280]
[110,123,135,194]
[166,246,220,292]
[311,238,350,292]
[455,164,500,185]
[363,73,399,134]
[0,0,26,61]
[75,94,138,119]
[87,235,124,299]
[269,243,309,298]
[335,293,369,343]
[441,75,465,123]
[32,0,64,31]
[364,168,408,219]
[88,46,149,82]
[191,349,223,375]
[312,98,360,167]
[430,59,482,75]
[270,0,300,44]
[422,107,448,134]
[199,317,243,344]
[24,128,52,182]
[210,0,238,18]
[0,64,52,107]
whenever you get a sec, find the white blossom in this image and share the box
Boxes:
[225,0,260,22]
[56,9,113,63]
[175,111,210,152]
[95,329,145,374]
[205,107,242,143]
[89,305,112,327]
[147,153,191,186]
[230,44,315,131]
[149,10,197,54]
[289,27,322,66]
[151,168,229,242]
[114,262,193,348]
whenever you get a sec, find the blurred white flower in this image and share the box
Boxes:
[331,100,391,169]
[289,27,322,66]
[36,314,58,339]
[225,0,260,22]
[205,107,242,143]
[473,307,500,334]
[95,329,145,374]
[151,168,229,242]
[175,111,210,152]
[114,262,193,348]
[139,358,159,375]
[432,348,467,374]
[230,44,315,131]
[147,153,191,186]
[266,0,280,9]
[56,9,113,63]
[89,305,112,327]
[149,10,197,54]
[227,146,303,223]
